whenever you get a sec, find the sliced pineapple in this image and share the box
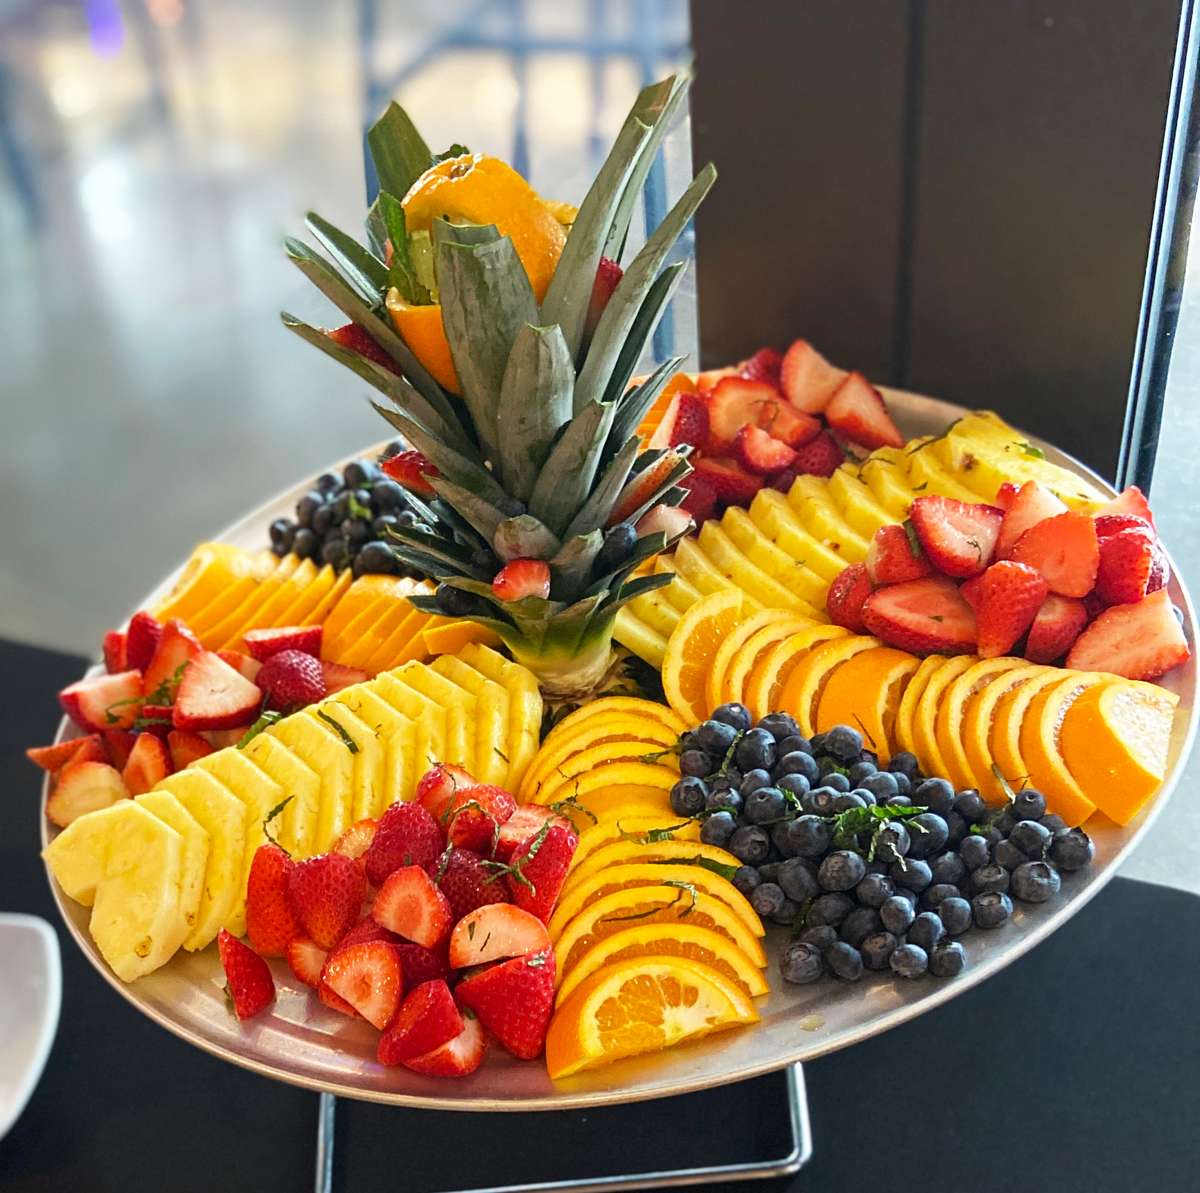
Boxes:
[240,732,321,857]
[612,608,669,668]
[311,699,385,822]
[267,711,355,853]
[720,506,829,609]
[133,791,210,935]
[857,452,918,520]
[698,521,812,613]
[333,685,419,806]
[747,490,849,582]
[371,670,449,778]
[905,443,985,505]
[430,654,511,785]
[826,466,895,539]
[456,644,544,791]
[655,561,703,613]
[42,800,148,907]
[629,589,683,639]
[786,477,870,562]
[394,662,476,773]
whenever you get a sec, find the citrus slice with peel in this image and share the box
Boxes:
[662,590,747,723]
[559,841,742,903]
[569,817,702,875]
[543,698,687,747]
[892,655,949,757]
[933,657,1026,791]
[911,655,975,780]
[523,739,679,805]
[814,646,918,762]
[960,663,1045,798]
[722,615,823,710]
[545,955,758,1080]
[552,787,675,830]
[555,923,769,1006]
[777,635,882,737]
[547,863,762,943]
[989,668,1067,804]
[533,761,678,810]
[152,542,263,624]
[744,624,851,720]
[706,610,816,715]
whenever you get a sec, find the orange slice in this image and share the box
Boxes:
[706,610,815,715]
[990,668,1073,801]
[301,567,353,627]
[275,562,335,628]
[555,924,768,1007]
[544,698,687,747]
[934,658,1026,791]
[384,291,459,392]
[910,656,976,781]
[662,590,747,723]
[545,955,758,1080]
[960,663,1047,799]
[723,617,823,709]
[569,817,702,875]
[744,625,851,720]
[534,761,678,809]
[636,370,697,444]
[554,787,676,830]
[893,656,949,757]
[152,543,263,625]
[814,646,919,762]
[560,841,742,904]
[201,553,300,650]
[776,635,882,738]
[523,736,678,805]
[1060,680,1179,825]
[323,577,417,661]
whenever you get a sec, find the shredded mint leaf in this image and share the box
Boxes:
[1018,441,1046,460]
[236,709,283,750]
[347,493,373,521]
[262,795,294,851]
[903,519,922,558]
[648,855,739,881]
[316,710,360,753]
[431,143,470,164]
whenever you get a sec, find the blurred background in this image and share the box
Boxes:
[2,0,1198,891]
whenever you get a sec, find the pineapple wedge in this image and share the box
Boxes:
[241,733,321,857]
[905,443,986,505]
[430,655,510,785]
[333,685,419,805]
[311,700,385,822]
[787,477,870,562]
[456,644,544,792]
[698,521,812,614]
[43,800,150,907]
[673,537,761,607]
[395,662,476,773]
[747,490,849,582]
[613,608,669,670]
[372,671,448,777]
[269,712,355,852]
[720,507,829,611]
[826,466,896,539]
[133,791,210,936]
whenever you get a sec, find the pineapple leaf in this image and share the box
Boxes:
[304,212,387,297]
[365,195,389,258]
[527,399,616,537]
[549,530,604,602]
[427,476,508,544]
[494,323,574,501]
[427,497,492,554]
[407,593,524,641]
[574,163,716,413]
[561,435,640,542]
[384,524,493,579]
[601,262,687,410]
[493,514,561,562]
[607,571,676,610]
[377,192,431,305]
[367,102,433,201]
[542,593,608,655]
[603,354,684,464]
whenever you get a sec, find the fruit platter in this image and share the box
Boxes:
[32,74,1198,1111]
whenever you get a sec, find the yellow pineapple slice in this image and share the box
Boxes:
[747,490,848,581]
[857,453,918,520]
[826,466,895,539]
[698,521,811,613]
[905,443,984,505]
[394,662,476,772]
[672,536,761,607]
[430,655,510,785]
[720,506,829,608]
[133,790,209,936]
[786,477,869,562]
[613,608,668,667]
[311,700,385,823]
[371,671,449,777]
[333,685,419,806]
[267,711,355,852]
[241,733,321,857]
[456,644,543,791]
[629,589,683,639]
[42,800,146,907]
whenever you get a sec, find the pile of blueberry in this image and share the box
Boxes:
[668,703,1094,985]
[268,443,434,579]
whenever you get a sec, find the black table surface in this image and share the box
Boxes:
[2,638,1198,1192]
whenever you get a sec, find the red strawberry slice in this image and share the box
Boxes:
[286,936,328,989]
[246,843,301,957]
[608,450,688,525]
[506,823,578,923]
[585,256,623,342]
[415,763,478,821]
[1096,485,1155,528]
[1149,541,1170,593]
[320,660,368,694]
[791,431,844,478]
[994,481,1069,559]
[317,979,360,1018]
[444,783,517,852]
[738,347,784,385]
[973,561,1048,658]
[286,852,365,950]
[1024,594,1089,664]
[826,563,874,633]
[59,669,144,733]
[908,496,1004,579]
[381,449,438,497]
[373,865,453,949]
[1065,589,1189,680]
[825,373,904,450]
[761,400,821,448]
[959,574,985,611]
[321,940,404,1030]
[378,979,464,1065]
[67,735,110,767]
[337,918,401,950]
[494,805,569,864]
[455,949,556,1061]
[492,559,551,602]
[635,504,693,542]
[402,1009,486,1077]
[331,817,379,862]
[779,340,846,413]
[1094,525,1159,606]
[706,377,779,450]
[102,630,127,675]
[860,576,978,655]
[121,732,173,795]
[691,457,761,505]
[1093,513,1152,541]
[125,612,163,672]
[142,620,201,701]
[735,424,797,475]
[648,390,710,452]
[172,650,262,731]
[679,472,718,523]
[244,625,323,662]
[216,649,261,684]
[365,801,445,886]
[994,481,1021,512]
[167,729,215,770]
[1009,511,1099,598]
[217,929,275,1020]
[434,847,509,922]
[328,323,396,371]
[865,523,932,585]
[45,760,128,828]
[26,735,102,774]
[395,940,451,987]
[448,904,552,969]
[769,469,796,494]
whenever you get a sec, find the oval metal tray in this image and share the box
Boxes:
[39,391,1198,1111]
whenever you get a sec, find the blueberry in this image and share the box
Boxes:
[840,907,882,947]
[831,792,867,814]
[908,911,945,952]
[929,940,967,978]
[824,772,851,793]
[594,523,638,574]
[887,751,921,780]
[905,813,949,859]
[778,773,812,799]
[851,786,877,807]
[378,441,404,460]
[890,943,929,979]
[954,789,988,822]
[886,795,913,809]
[343,459,380,488]
[861,931,899,970]
[1040,813,1068,836]
[770,821,798,857]
[944,811,968,846]
[930,851,966,886]
[736,728,777,772]
[295,490,325,528]
[321,536,350,567]
[970,863,1010,895]
[958,835,991,871]
[343,517,371,546]
[920,883,961,910]
[772,817,818,859]
[848,760,878,786]
[803,787,838,817]
[700,811,737,847]
[269,517,296,549]
[890,857,932,892]
[331,491,353,521]
[696,718,739,755]
[854,872,895,909]
[1011,860,1061,903]
[972,891,1013,929]
[758,862,783,883]
[729,825,771,866]
[819,850,867,892]
[1010,819,1052,859]
[874,822,911,863]
[758,712,800,742]
[1012,787,1047,820]
[741,768,773,795]
[776,734,812,758]
[808,892,855,928]
[751,882,787,920]
[1050,828,1094,871]
[893,886,920,909]
[711,703,753,733]
[732,865,762,897]
[809,733,827,753]
[705,786,742,815]
[780,942,824,985]
[312,504,336,536]
[824,725,864,761]
[371,479,407,512]
[770,898,800,926]
[777,751,820,784]
[938,895,973,936]
[892,772,913,796]
[880,895,915,934]
[670,777,708,817]
[679,749,711,778]
[356,540,396,575]
[861,771,899,801]
[315,470,341,493]
[744,786,786,825]
[351,487,374,515]
[826,941,865,981]
[711,770,743,795]
[789,815,832,859]
[913,778,956,816]
[800,925,838,950]
[778,858,820,903]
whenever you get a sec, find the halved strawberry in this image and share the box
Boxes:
[365,801,444,886]
[679,472,718,523]
[125,612,163,672]
[791,431,844,478]
[434,847,508,922]
[826,563,874,633]
[378,979,464,1066]
[373,865,453,950]
[1096,485,1155,528]
[332,818,379,862]
[102,729,138,771]
[825,373,904,450]
[973,561,1048,658]
[448,903,551,968]
[27,735,101,774]
[381,449,438,497]
[585,256,623,342]
[760,400,821,448]
[415,763,478,821]
[59,670,144,733]
[402,1008,486,1077]
[706,377,779,450]
[735,424,797,475]
[455,949,556,1061]
[244,625,323,662]
[1024,594,1089,664]
[607,450,688,525]
[994,481,1069,559]
[1065,588,1189,680]
[328,323,396,371]
[167,728,215,770]
[494,805,569,864]
[860,576,978,655]
[172,651,262,731]
[635,504,693,542]
[102,630,127,675]
[779,340,846,413]
[1095,525,1159,606]
[286,852,365,950]
[1010,512,1099,598]
[738,347,784,385]
[45,760,129,828]
[121,732,173,795]
[286,936,327,989]
[217,929,275,1020]
[68,735,109,767]
[648,389,710,452]
[142,620,201,701]
[321,940,403,1030]
[994,481,1021,512]
[320,660,368,694]
[769,468,797,493]
[865,523,932,585]
[908,496,1004,579]
[246,842,301,957]
[216,650,262,684]
[691,457,761,506]
[1093,513,1152,542]
[959,574,985,612]
[506,822,578,922]
[445,784,517,852]
[492,559,551,602]
[395,941,451,987]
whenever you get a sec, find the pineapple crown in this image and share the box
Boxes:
[280,74,713,662]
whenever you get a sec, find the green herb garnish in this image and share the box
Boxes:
[316,710,360,753]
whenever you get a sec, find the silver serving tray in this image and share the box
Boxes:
[39,391,1197,1111]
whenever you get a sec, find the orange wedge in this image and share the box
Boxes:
[814,646,919,762]
[910,656,976,780]
[569,817,702,874]
[723,617,824,710]
[221,557,317,651]
[544,698,687,747]
[545,956,758,1080]
[744,624,851,720]
[524,740,679,805]
[934,658,1026,791]
[560,841,742,904]
[776,635,882,737]
[990,669,1072,801]
[534,761,678,809]
[1060,680,1179,825]
[706,610,815,715]
[152,542,264,625]
[274,562,336,627]
[960,664,1046,799]
[318,575,400,647]
[662,590,747,723]
[554,787,676,830]
[893,656,949,757]
[323,577,417,661]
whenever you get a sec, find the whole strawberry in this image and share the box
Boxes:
[285,852,364,949]
[394,940,451,987]
[257,649,327,711]
[506,824,578,923]
[444,784,517,853]
[433,847,509,922]
[217,929,275,1020]
[246,843,301,957]
[456,949,556,1060]
[365,801,444,886]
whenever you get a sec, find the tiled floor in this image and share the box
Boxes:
[1,0,1195,893]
